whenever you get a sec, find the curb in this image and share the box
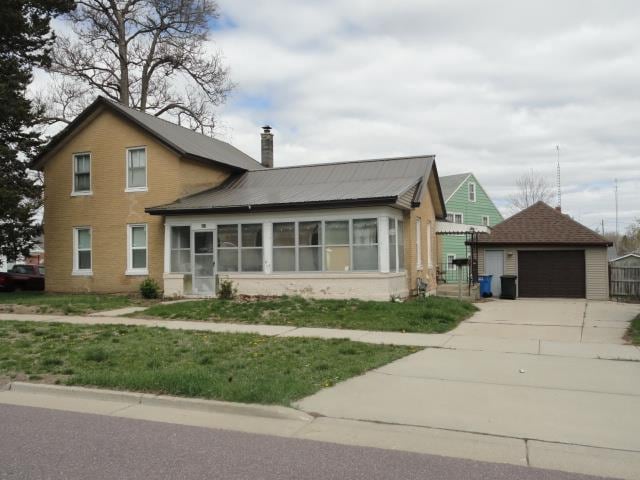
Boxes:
[6,382,313,422]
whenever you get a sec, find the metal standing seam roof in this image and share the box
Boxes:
[147,155,437,214]
[32,96,263,172]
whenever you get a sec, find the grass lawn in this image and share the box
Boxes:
[137,296,477,333]
[0,292,153,315]
[627,314,640,345]
[0,321,415,405]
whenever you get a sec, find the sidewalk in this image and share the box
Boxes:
[1,312,639,360]
[0,381,637,480]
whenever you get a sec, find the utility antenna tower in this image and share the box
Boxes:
[556,145,561,209]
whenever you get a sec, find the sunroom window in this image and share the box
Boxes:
[324,220,350,271]
[170,226,191,273]
[352,218,378,271]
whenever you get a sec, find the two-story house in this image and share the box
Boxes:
[33,97,447,300]
[437,173,504,282]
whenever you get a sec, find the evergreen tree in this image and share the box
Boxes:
[0,0,73,264]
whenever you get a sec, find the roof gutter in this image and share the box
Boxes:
[146,196,399,216]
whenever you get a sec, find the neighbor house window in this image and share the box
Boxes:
[447,254,456,270]
[482,215,490,227]
[127,224,148,274]
[416,218,422,269]
[352,218,378,271]
[73,227,92,275]
[324,220,350,271]
[468,182,476,202]
[273,222,295,272]
[170,226,191,273]
[447,212,463,224]
[73,153,91,194]
[126,147,147,190]
[217,224,239,272]
[298,221,322,271]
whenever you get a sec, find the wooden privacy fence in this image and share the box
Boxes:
[610,266,640,298]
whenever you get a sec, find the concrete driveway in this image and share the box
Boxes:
[296,299,640,479]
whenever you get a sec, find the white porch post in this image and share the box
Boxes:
[379,216,390,273]
[263,221,273,273]
[163,222,171,273]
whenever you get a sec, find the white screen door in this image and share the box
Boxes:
[192,230,216,296]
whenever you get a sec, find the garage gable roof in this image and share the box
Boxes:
[474,201,612,246]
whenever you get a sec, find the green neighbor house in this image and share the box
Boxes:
[438,173,503,282]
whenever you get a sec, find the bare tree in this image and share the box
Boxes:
[508,170,554,212]
[39,0,232,134]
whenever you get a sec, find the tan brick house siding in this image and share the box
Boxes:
[43,107,230,293]
[476,245,610,300]
[403,173,440,295]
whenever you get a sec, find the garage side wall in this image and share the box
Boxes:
[585,247,609,300]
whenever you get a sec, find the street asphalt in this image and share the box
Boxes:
[0,404,612,480]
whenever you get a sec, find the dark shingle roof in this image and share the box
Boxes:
[474,201,612,246]
[439,173,471,200]
[33,96,262,172]
[147,155,440,214]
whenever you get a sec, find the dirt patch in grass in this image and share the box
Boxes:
[0,321,415,405]
[136,296,478,334]
[0,292,159,315]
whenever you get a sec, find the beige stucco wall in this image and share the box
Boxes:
[476,245,609,300]
[404,173,440,295]
[220,273,409,300]
[42,107,230,293]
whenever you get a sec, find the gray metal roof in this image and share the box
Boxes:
[33,96,262,172]
[439,172,471,201]
[147,155,436,214]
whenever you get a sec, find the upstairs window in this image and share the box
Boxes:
[73,153,91,194]
[447,213,463,224]
[482,215,490,227]
[126,147,147,191]
[468,182,476,202]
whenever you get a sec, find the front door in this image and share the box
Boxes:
[192,230,216,296]
[484,250,504,297]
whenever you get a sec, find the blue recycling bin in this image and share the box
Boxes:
[478,275,493,297]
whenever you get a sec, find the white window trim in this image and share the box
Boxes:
[126,224,149,275]
[447,253,456,270]
[416,218,423,270]
[169,225,191,274]
[448,212,464,224]
[482,215,490,227]
[468,182,476,202]
[72,226,92,276]
[71,152,92,196]
[125,146,148,192]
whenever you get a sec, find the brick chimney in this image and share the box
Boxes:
[261,125,273,168]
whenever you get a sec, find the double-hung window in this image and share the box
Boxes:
[73,227,92,275]
[127,224,148,274]
[388,218,405,272]
[324,221,350,271]
[482,215,490,227]
[73,153,91,194]
[468,182,476,202]
[298,221,322,271]
[217,224,264,272]
[352,218,378,271]
[273,222,295,272]
[170,226,191,273]
[126,147,147,191]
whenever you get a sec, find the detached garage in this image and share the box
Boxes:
[472,202,612,300]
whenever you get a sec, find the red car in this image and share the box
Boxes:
[0,265,45,291]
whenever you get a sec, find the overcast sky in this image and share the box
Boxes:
[203,0,639,232]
